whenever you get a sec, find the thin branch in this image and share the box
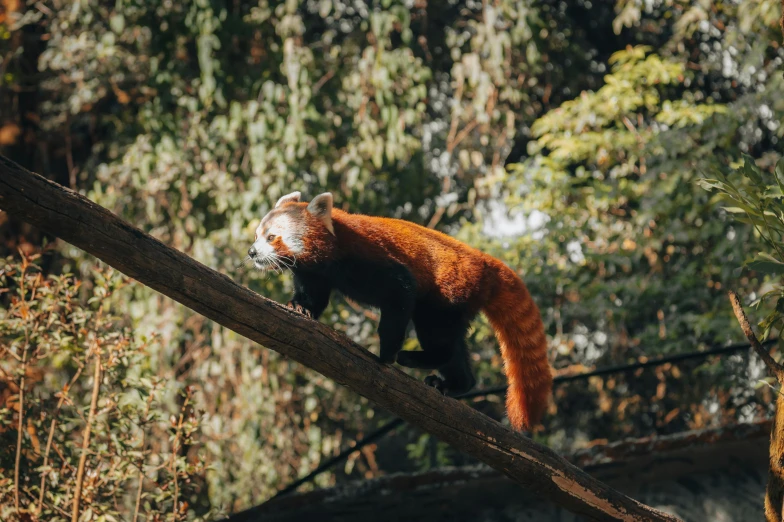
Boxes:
[132,386,156,522]
[14,332,28,514]
[427,176,452,230]
[71,348,102,522]
[426,206,446,229]
[38,365,84,513]
[447,119,479,154]
[15,258,30,513]
[728,291,784,382]
[491,127,508,171]
[445,79,465,149]
[170,407,184,520]
[312,70,335,94]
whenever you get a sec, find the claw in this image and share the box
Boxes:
[424,375,447,395]
[286,302,313,319]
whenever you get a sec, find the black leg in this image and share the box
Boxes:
[289,271,332,319]
[374,264,417,364]
[411,310,476,394]
[437,338,476,395]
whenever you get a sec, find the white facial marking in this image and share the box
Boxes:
[249,211,305,272]
[253,215,303,254]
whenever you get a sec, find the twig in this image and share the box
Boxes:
[172,426,181,519]
[426,206,446,229]
[427,177,452,229]
[170,390,190,520]
[71,348,102,522]
[132,385,157,522]
[37,365,84,513]
[447,119,478,154]
[15,257,30,513]
[728,291,784,382]
[445,78,465,149]
[3,346,23,361]
[312,70,335,94]
[14,333,28,513]
[491,127,508,170]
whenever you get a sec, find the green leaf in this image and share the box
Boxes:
[110,14,125,34]
[742,154,763,184]
[772,158,784,197]
[746,252,784,274]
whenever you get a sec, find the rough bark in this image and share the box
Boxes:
[729,291,784,522]
[0,155,681,522]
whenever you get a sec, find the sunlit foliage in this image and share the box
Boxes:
[1,0,782,515]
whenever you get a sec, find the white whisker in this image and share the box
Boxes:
[236,255,255,271]
[244,247,297,277]
[278,256,296,269]
[270,257,285,274]
[262,254,280,274]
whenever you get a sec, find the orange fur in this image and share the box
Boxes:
[483,268,553,430]
[276,203,553,430]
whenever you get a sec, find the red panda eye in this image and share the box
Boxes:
[267,234,276,242]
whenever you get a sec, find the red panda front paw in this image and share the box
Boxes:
[424,375,446,395]
[286,301,313,319]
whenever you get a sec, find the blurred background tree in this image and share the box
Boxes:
[0,0,782,518]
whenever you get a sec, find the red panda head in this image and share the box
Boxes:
[247,192,336,271]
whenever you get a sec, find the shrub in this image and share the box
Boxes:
[0,255,212,522]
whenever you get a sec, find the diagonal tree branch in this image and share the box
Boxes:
[728,291,784,382]
[0,155,680,522]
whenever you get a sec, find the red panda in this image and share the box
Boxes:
[248,191,553,431]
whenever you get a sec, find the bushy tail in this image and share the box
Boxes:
[482,262,552,431]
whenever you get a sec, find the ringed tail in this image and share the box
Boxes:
[483,261,552,431]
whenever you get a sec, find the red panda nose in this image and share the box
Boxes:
[248,246,257,257]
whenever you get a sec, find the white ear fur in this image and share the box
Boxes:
[307,193,334,234]
[275,191,301,208]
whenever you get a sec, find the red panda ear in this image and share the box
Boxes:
[275,191,301,208]
[307,193,335,235]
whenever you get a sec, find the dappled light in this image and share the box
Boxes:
[1,0,783,520]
